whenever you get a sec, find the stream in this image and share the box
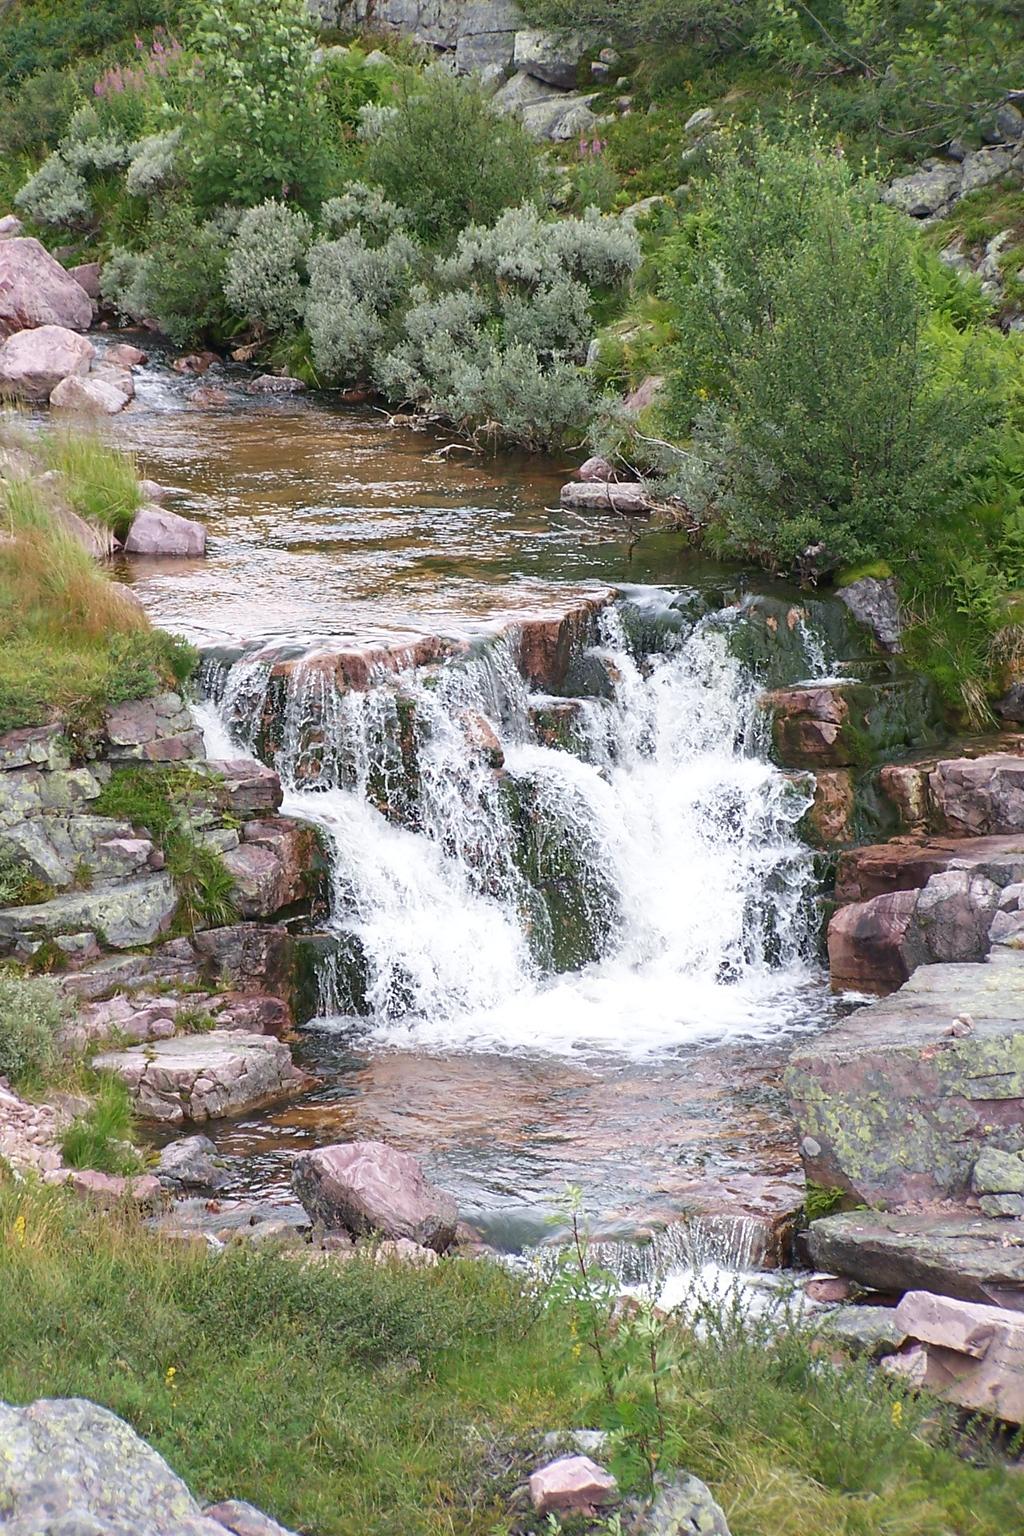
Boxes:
[107,351,839,1257]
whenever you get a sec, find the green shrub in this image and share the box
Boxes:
[223,200,312,333]
[0,67,83,157]
[306,226,421,382]
[60,1073,142,1175]
[362,67,542,244]
[124,127,181,198]
[658,130,997,571]
[143,202,233,345]
[165,837,238,932]
[100,248,153,325]
[0,0,182,94]
[319,44,404,135]
[185,0,329,210]
[0,972,67,1086]
[0,850,53,909]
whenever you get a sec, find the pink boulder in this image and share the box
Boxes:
[69,261,102,301]
[0,323,94,401]
[0,215,24,240]
[123,505,206,557]
[578,454,616,482]
[0,237,93,335]
[66,1170,162,1209]
[529,1456,618,1517]
[292,1139,458,1251]
[107,342,148,367]
[50,372,130,414]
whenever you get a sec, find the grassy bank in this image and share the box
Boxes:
[0,1182,1021,1535]
[0,418,194,737]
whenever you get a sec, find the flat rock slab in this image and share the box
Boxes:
[0,873,178,954]
[835,833,1024,905]
[94,1030,310,1125]
[807,1211,1024,1310]
[559,480,651,514]
[893,1289,1024,1423]
[786,954,1024,1205]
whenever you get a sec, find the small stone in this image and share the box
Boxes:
[248,374,305,394]
[979,1193,1024,1218]
[529,1455,617,1517]
[880,1342,929,1387]
[972,1146,1024,1197]
[123,506,206,557]
[684,106,715,135]
[374,1237,439,1268]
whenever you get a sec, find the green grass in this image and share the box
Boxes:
[60,1072,143,1175]
[0,1184,1021,1536]
[40,428,143,542]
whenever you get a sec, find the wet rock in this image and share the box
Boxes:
[124,505,207,557]
[50,371,130,414]
[0,237,93,336]
[0,873,178,955]
[762,676,943,770]
[106,342,148,367]
[787,954,1024,1206]
[173,351,218,374]
[836,576,902,653]
[799,768,856,848]
[156,1134,234,1191]
[461,709,504,767]
[826,886,923,993]
[675,1170,804,1268]
[820,1304,906,1358]
[559,480,651,514]
[248,374,306,394]
[529,699,587,755]
[578,454,616,482]
[807,1210,1024,1309]
[893,1290,1024,1423]
[513,591,615,692]
[0,1397,231,1536]
[205,1499,300,1536]
[0,323,94,400]
[529,1455,618,1517]
[930,754,1024,836]
[202,759,283,816]
[63,1169,163,1209]
[191,922,293,993]
[835,833,1024,907]
[94,1030,309,1124]
[642,1473,731,1535]
[292,1139,459,1251]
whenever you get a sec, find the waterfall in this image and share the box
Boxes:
[199,590,824,1059]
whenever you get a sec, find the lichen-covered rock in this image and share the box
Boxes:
[513,27,598,88]
[787,954,1024,1205]
[0,724,70,773]
[820,1305,907,1359]
[0,323,94,400]
[0,873,178,955]
[94,1030,310,1124]
[156,1133,234,1191]
[836,576,902,652]
[0,237,93,336]
[104,690,205,763]
[221,818,319,918]
[807,1210,1024,1308]
[973,1146,1024,1196]
[642,1473,732,1535]
[0,1397,230,1535]
[292,1139,458,1251]
[882,161,961,217]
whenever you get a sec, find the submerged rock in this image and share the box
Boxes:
[292,1139,458,1252]
[156,1134,234,1191]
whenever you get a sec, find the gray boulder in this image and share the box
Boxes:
[882,162,961,218]
[642,1473,731,1535]
[513,27,597,89]
[807,1210,1024,1309]
[124,506,207,557]
[94,1030,310,1124]
[559,481,651,514]
[0,1397,228,1535]
[836,575,902,652]
[820,1305,906,1359]
[292,1139,458,1251]
[156,1133,234,1191]
[0,237,93,336]
[0,873,178,954]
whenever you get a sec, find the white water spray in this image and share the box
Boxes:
[200,593,824,1059]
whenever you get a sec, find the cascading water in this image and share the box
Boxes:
[200,588,827,1060]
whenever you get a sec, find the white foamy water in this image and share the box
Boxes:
[199,593,827,1059]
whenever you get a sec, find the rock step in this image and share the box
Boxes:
[807,1211,1024,1310]
[93,1030,312,1125]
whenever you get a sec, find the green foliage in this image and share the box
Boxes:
[40,429,142,541]
[60,1073,142,1176]
[175,1003,218,1034]
[362,67,543,244]
[0,67,83,157]
[658,130,997,571]
[802,1182,849,1221]
[0,0,181,94]
[165,837,238,932]
[319,44,404,135]
[143,202,234,346]
[0,971,67,1086]
[224,200,313,334]
[15,152,92,228]
[0,850,53,909]
[184,0,329,210]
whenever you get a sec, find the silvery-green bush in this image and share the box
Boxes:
[376,288,490,407]
[305,227,421,380]
[60,105,130,175]
[99,249,153,325]
[320,182,408,241]
[14,152,91,227]
[224,199,312,332]
[125,130,181,199]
